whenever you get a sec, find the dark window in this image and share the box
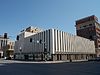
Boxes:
[39,39,42,44]
[98,40,100,43]
[83,25,86,27]
[24,55,29,60]
[99,45,100,47]
[0,53,1,58]
[60,54,62,60]
[57,54,62,60]
[30,38,32,42]
[1,40,3,47]
[89,36,93,40]
[16,35,19,40]
[89,24,92,26]
[57,54,59,60]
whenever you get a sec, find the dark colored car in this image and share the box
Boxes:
[5,57,13,60]
[88,57,100,61]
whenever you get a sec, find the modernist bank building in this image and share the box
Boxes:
[14,26,95,61]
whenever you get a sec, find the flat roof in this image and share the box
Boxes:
[76,15,98,25]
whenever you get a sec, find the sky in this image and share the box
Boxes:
[0,0,100,40]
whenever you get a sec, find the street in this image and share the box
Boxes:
[0,60,100,75]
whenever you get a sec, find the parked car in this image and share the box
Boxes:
[5,56,13,60]
[88,57,100,61]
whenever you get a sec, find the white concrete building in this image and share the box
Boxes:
[14,27,95,61]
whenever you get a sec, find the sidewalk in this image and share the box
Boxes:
[0,60,67,64]
[0,59,88,64]
[0,59,68,64]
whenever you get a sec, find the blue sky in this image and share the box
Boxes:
[0,0,100,40]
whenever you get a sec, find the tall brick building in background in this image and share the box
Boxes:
[75,15,100,57]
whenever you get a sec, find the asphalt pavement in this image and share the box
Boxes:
[0,59,100,75]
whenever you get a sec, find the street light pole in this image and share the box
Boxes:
[19,47,22,59]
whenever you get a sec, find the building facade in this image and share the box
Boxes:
[2,40,14,59]
[75,15,100,57]
[14,27,95,61]
[0,33,14,58]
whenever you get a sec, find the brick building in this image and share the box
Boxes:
[75,15,100,57]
